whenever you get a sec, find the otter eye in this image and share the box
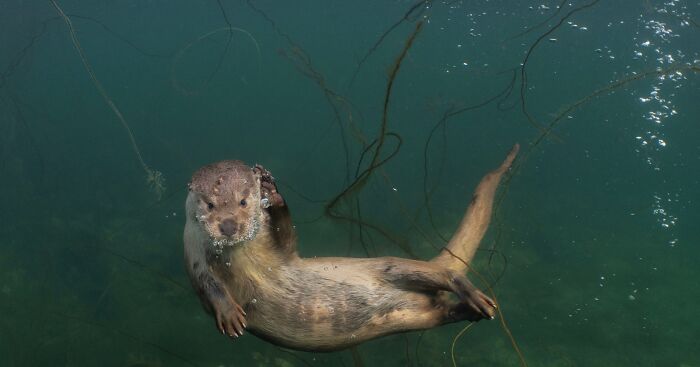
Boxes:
[207,202,214,210]
[240,199,247,207]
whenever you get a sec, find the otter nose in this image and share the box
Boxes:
[219,219,238,237]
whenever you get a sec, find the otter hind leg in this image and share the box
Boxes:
[380,258,496,321]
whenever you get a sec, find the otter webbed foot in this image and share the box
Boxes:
[213,298,247,338]
[378,258,497,321]
[449,276,497,321]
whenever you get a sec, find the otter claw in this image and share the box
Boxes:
[214,302,247,340]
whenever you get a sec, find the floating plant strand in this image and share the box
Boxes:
[49,0,165,199]
[170,26,261,96]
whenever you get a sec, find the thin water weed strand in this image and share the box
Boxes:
[442,247,528,367]
[207,0,235,84]
[519,0,601,134]
[326,21,424,217]
[321,22,424,258]
[422,70,517,242]
[519,63,700,163]
[170,26,261,96]
[451,322,473,367]
[349,0,429,87]
[49,0,165,199]
[504,0,567,42]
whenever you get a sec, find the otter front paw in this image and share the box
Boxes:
[255,164,285,207]
[214,301,247,338]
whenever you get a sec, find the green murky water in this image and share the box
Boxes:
[1,1,699,366]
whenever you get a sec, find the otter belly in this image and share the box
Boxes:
[242,258,446,351]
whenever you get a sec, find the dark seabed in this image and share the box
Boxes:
[1,0,699,366]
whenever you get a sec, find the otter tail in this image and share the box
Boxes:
[431,144,519,273]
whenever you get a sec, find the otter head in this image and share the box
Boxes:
[186,160,268,246]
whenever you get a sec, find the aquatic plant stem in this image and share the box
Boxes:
[349,0,428,87]
[170,26,261,96]
[246,0,355,181]
[519,0,601,133]
[451,322,473,367]
[326,21,424,216]
[422,69,517,242]
[504,0,568,42]
[443,247,528,367]
[206,0,235,84]
[49,0,165,198]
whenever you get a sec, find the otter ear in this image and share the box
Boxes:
[253,164,285,208]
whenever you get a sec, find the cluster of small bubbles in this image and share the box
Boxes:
[210,238,235,256]
[637,71,682,129]
[441,4,489,76]
[212,238,232,247]
[567,20,588,31]
[245,217,261,241]
[593,45,616,60]
[652,193,679,230]
[628,0,690,241]
[632,6,685,151]
[529,4,551,11]
[645,20,676,42]
[566,299,594,323]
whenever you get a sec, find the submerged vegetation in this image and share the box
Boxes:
[1,0,699,366]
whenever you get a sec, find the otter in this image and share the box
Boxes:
[184,144,519,352]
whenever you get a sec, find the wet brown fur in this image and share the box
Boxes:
[184,145,519,352]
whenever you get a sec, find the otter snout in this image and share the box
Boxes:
[220,218,238,237]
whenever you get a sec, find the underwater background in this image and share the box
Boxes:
[1,0,699,366]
